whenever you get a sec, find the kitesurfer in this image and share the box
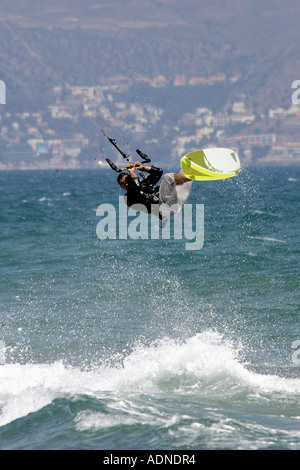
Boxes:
[99,129,192,222]
[117,162,191,221]
[117,161,162,211]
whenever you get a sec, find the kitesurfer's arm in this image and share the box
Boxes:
[127,165,139,179]
[141,165,163,186]
[127,163,163,187]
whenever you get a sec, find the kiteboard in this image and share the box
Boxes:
[181,148,241,181]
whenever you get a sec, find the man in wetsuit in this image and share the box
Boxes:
[117,161,163,213]
[117,162,190,223]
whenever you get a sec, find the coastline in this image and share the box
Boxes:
[1,158,300,171]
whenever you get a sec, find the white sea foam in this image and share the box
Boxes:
[38,197,52,202]
[0,362,101,426]
[252,210,280,218]
[0,332,299,428]
[248,236,286,243]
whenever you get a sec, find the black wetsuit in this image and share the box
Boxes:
[125,166,163,213]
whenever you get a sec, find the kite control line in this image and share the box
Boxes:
[3,22,130,149]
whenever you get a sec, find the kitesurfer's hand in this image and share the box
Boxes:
[126,161,140,169]
[127,165,138,178]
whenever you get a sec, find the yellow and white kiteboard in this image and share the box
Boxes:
[181,148,241,181]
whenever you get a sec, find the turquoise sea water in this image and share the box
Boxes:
[0,166,299,450]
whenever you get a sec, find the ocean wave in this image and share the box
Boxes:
[0,332,299,428]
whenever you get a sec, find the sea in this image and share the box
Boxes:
[0,165,299,451]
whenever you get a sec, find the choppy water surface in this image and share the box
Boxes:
[0,167,299,449]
